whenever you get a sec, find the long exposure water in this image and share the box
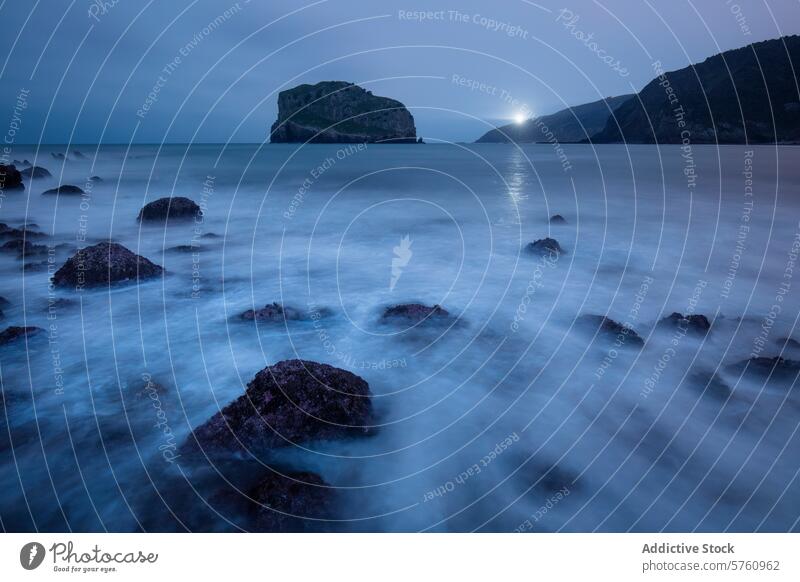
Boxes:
[1,142,798,532]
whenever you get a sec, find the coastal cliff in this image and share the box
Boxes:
[591,36,800,144]
[270,81,418,144]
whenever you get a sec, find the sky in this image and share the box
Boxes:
[1,0,798,144]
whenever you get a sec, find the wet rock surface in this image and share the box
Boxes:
[730,356,800,381]
[658,312,711,334]
[526,237,564,257]
[0,165,24,190]
[246,470,333,532]
[137,197,201,222]
[578,314,644,346]
[185,359,373,454]
[19,165,51,178]
[549,214,567,224]
[42,184,84,195]
[52,241,163,288]
[381,303,450,324]
[0,326,42,345]
[240,302,307,322]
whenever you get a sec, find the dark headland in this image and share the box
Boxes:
[476,35,800,145]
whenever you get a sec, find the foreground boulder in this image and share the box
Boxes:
[52,241,163,288]
[241,302,306,322]
[381,303,449,324]
[549,214,567,224]
[578,314,644,346]
[19,165,51,178]
[137,197,201,222]
[0,326,42,345]
[42,184,84,195]
[185,360,373,453]
[247,470,333,532]
[0,165,23,190]
[526,237,564,257]
[658,312,711,335]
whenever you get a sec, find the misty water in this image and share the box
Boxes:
[1,142,799,532]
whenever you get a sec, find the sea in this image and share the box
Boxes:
[0,142,798,532]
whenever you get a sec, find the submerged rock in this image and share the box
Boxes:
[689,371,732,400]
[0,223,46,241]
[526,237,564,257]
[185,359,373,453]
[89,175,103,182]
[777,337,800,349]
[247,470,333,532]
[0,326,42,345]
[52,241,163,288]
[42,184,84,195]
[241,302,306,322]
[381,303,450,324]
[0,165,24,190]
[137,197,201,222]
[658,312,711,335]
[578,314,644,346]
[0,239,48,258]
[730,356,800,381]
[19,165,51,178]
[165,244,203,253]
[549,214,567,224]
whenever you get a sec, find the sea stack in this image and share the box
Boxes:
[270,81,417,144]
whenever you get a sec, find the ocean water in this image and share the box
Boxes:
[1,142,799,532]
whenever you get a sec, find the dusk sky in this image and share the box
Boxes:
[2,0,798,143]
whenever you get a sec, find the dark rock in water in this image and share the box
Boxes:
[532,464,578,494]
[201,232,220,239]
[72,150,87,160]
[165,244,203,253]
[44,297,75,312]
[0,296,10,307]
[89,175,102,182]
[777,337,800,349]
[382,303,450,324]
[19,165,51,178]
[184,359,373,453]
[0,239,48,258]
[270,81,418,144]
[0,223,46,240]
[51,152,66,160]
[241,302,306,322]
[526,237,564,257]
[731,356,800,381]
[658,312,711,335]
[578,314,644,346]
[137,197,201,222]
[0,326,42,345]
[42,184,84,195]
[0,165,24,190]
[52,241,163,288]
[247,470,333,532]
[549,214,567,224]
[689,371,732,400]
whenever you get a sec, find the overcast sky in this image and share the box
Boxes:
[1,0,798,144]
